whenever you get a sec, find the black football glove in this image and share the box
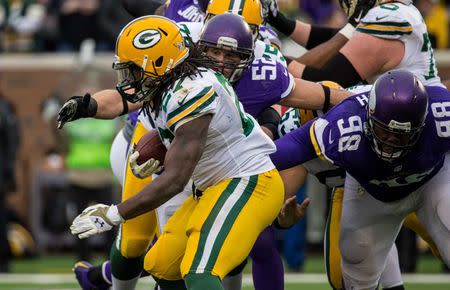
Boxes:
[340,0,378,26]
[56,93,97,129]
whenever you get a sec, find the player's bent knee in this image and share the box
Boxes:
[340,231,369,264]
[143,246,183,281]
[120,238,152,258]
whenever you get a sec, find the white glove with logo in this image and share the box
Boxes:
[129,147,163,179]
[70,204,124,239]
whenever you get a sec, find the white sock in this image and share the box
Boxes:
[112,275,140,290]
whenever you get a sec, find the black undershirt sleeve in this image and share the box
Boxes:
[301,52,363,88]
[257,107,281,140]
[306,26,340,50]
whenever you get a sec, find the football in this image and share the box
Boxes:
[134,130,167,166]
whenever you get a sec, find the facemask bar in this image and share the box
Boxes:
[366,116,424,161]
[113,61,165,103]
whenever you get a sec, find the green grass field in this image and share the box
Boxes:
[0,254,448,289]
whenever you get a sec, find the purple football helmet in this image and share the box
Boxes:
[197,12,254,83]
[366,70,429,161]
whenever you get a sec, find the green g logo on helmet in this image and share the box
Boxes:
[133,29,162,49]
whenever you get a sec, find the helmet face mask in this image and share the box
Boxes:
[113,61,166,103]
[114,16,190,103]
[200,45,252,82]
[197,12,255,83]
[365,70,429,162]
[366,116,424,161]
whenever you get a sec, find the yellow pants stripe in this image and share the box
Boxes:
[325,187,344,290]
[144,169,284,281]
[190,175,257,274]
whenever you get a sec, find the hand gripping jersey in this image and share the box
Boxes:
[357,3,442,86]
[178,21,287,66]
[259,25,282,49]
[140,68,276,190]
[164,0,205,22]
[272,85,450,202]
[234,58,294,117]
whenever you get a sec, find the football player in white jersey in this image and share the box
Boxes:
[70,15,285,290]
[284,0,443,88]
[61,12,350,290]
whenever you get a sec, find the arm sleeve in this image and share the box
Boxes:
[270,120,317,170]
[306,25,340,49]
[257,107,281,140]
[302,52,363,88]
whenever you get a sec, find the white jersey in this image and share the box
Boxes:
[357,3,442,86]
[178,21,287,66]
[140,68,275,190]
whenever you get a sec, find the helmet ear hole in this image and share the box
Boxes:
[155,56,164,67]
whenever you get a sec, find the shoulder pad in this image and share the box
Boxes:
[358,4,412,39]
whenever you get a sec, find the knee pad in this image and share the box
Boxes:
[340,231,369,265]
[118,223,155,258]
[118,237,152,258]
[144,242,183,281]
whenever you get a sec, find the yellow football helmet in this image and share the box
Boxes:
[114,15,189,103]
[319,80,343,90]
[206,0,263,39]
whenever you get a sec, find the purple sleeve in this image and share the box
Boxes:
[128,111,139,126]
[270,120,317,170]
[275,61,294,101]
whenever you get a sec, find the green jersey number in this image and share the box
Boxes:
[421,32,437,80]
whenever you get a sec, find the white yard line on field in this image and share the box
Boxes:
[0,273,449,285]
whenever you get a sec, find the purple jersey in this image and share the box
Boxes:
[128,110,139,126]
[164,0,204,22]
[235,58,294,117]
[272,86,450,202]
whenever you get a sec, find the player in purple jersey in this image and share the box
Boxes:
[163,0,206,23]
[273,70,450,289]
[121,0,209,21]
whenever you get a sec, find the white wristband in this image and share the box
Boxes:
[106,205,125,225]
[338,23,355,40]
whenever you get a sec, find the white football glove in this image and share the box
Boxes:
[129,147,163,179]
[70,204,124,239]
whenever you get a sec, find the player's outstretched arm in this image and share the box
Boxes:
[57,89,142,128]
[289,32,403,87]
[275,196,311,229]
[279,165,308,200]
[278,78,352,110]
[90,89,142,119]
